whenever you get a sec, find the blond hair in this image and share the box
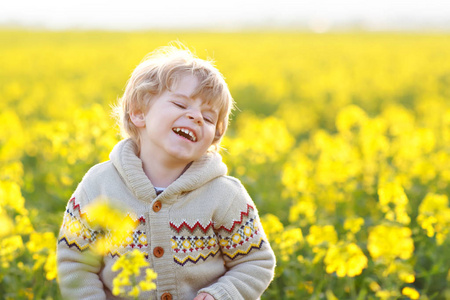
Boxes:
[114,43,234,151]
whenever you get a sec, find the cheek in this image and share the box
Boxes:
[208,126,218,142]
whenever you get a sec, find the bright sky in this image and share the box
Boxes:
[1,0,449,31]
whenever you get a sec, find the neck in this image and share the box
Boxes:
[139,148,191,188]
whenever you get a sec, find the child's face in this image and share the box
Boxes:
[134,74,219,165]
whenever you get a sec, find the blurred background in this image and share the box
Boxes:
[1,0,450,31]
[1,1,449,299]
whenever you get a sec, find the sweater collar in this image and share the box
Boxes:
[110,139,227,203]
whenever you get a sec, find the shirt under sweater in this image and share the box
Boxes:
[57,138,276,300]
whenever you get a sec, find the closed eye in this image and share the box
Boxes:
[172,102,186,109]
[203,115,217,124]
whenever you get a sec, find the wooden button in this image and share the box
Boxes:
[153,246,164,258]
[152,201,162,212]
[161,292,172,300]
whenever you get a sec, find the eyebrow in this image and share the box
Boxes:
[172,93,191,100]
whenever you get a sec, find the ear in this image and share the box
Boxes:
[130,111,146,128]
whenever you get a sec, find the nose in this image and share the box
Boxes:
[186,110,203,125]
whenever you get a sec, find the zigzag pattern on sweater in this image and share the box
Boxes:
[222,237,265,260]
[66,197,87,219]
[58,235,149,259]
[66,197,146,225]
[173,237,265,266]
[58,235,90,252]
[170,204,254,234]
[59,197,149,256]
[173,248,220,266]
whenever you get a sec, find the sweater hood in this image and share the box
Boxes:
[109,139,228,203]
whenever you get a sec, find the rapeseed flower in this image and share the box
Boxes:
[44,250,57,280]
[84,199,138,254]
[111,249,157,297]
[288,195,316,227]
[368,225,414,261]
[402,287,420,300]
[0,210,14,238]
[417,193,450,245]
[27,232,56,253]
[324,241,368,277]
[307,225,338,264]
[306,225,338,249]
[13,214,34,235]
[0,235,23,268]
[376,289,399,300]
[282,150,312,196]
[0,181,27,215]
[335,105,368,135]
[377,178,411,225]
[222,113,294,165]
[261,213,284,243]
[279,228,303,261]
[26,232,57,273]
[344,217,364,234]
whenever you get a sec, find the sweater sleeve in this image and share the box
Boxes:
[56,186,106,300]
[198,181,276,300]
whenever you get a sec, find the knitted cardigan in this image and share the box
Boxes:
[57,139,276,300]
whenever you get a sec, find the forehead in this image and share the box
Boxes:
[168,74,221,111]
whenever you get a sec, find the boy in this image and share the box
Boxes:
[57,44,276,300]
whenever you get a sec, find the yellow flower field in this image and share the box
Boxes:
[1,29,449,299]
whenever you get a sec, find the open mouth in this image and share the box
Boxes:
[172,127,197,142]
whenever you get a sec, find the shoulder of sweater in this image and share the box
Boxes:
[77,160,122,198]
[82,160,115,183]
[207,175,251,203]
[210,174,244,190]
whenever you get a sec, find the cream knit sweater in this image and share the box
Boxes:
[57,139,276,300]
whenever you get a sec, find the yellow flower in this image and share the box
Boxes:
[399,270,415,283]
[279,228,303,261]
[417,193,450,245]
[402,287,420,300]
[0,181,27,215]
[84,199,138,254]
[369,281,381,292]
[261,214,284,243]
[140,269,157,291]
[288,195,316,227]
[44,250,57,281]
[27,232,56,254]
[376,289,399,300]
[85,199,137,232]
[336,105,368,135]
[344,217,365,234]
[377,178,410,225]
[306,225,338,249]
[324,241,368,277]
[13,215,34,235]
[222,113,294,165]
[0,211,14,238]
[282,149,313,196]
[0,235,24,268]
[112,249,157,297]
[128,286,140,297]
[368,225,414,261]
